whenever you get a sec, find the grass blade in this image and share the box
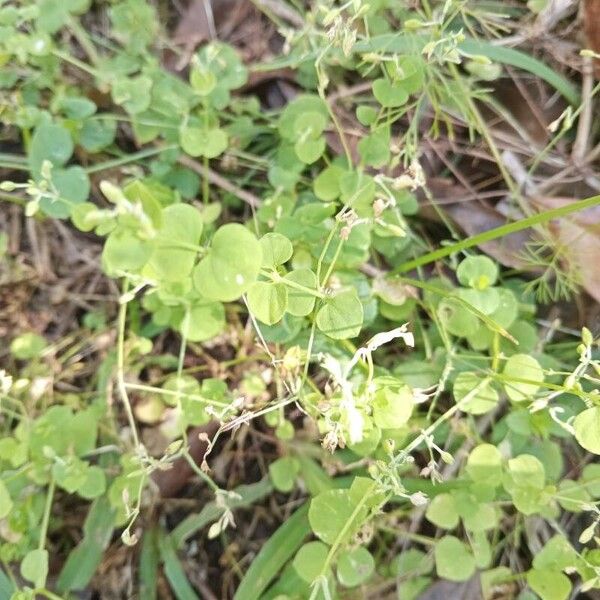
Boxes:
[234,503,310,600]
[57,497,116,593]
[158,531,200,600]
[140,527,160,600]
[395,194,600,274]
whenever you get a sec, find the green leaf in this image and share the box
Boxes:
[574,407,600,455]
[57,497,116,593]
[527,569,571,600]
[372,78,409,107]
[337,547,375,587]
[294,137,325,164]
[29,124,74,176]
[147,204,203,282]
[179,301,225,342]
[533,535,577,572]
[180,126,228,158]
[426,493,459,530]
[457,256,498,289]
[437,297,480,337]
[158,531,200,600]
[103,230,152,275]
[0,480,12,519]
[466,444,503,485]
[293,541,329,583]
[247,281,288,325]
[557,479,591,512]
[434,536,475,582]
[77,466,107,500]
[284,269,317,316]
[110,0,158,53]
[268,457,299,493]
[357,129,390,167]
[506,455,546,489]
[314,165,344,201]
[453,373,499,415]
[234,504,309,600]
[79,117,117,152]
[503,354,544,402]
[309,489,366,545]
[111,75,152,114]
[10,332,47,359]
[316,290,364,339]
[193,224,261,301]
[259,233,293,268]
[372,386,413,429]
[21,549,49,589]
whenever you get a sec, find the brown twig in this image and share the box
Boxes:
[178,155,261,208]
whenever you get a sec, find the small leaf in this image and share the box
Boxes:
[284,269,318,316]
[457,256,498,289]
[503,354,544,402]
[372,386,413,429]
[247,281,288,325]
[294,137,325,164]
[434,536,475,582]
[527,569,571,600]
[426,493,459,530]
[269,457,300,493]
[309,489,366,545]
[573,407,600,455]
[180,301,225,342]
[21,549,49,589]
[466,444,503,485]
[29,124,74,175]
[372,78,409,107]
[316,290,363,339]
[259,233,293,268]
[453,373,499,415]
[337,547,375,587]
[193,224,262,301]
[293,541,329,583]
[180,126,228,158]
[147,203,203,282]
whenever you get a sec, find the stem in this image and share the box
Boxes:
[395,194,600,274]
[38,477,56,551]
[116,282,141,449]
[85,145,178,174]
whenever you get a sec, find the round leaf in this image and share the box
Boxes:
[316,291,363,339]
[337,547,375,587]
[293,541,329,583]
[454,372,499,415]
[573,407,600,455]
[457,256,498,289]
[193,223,262,301]
[284,269,318,316]
[434,536,476,582]
[259,232,293,268]
[147,203,203,282]
[503,354,544,402]
[247,281,288,325]
[466,444,503,485]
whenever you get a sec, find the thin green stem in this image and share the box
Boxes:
[38,477,56,551]
[85,145,178,174]
[394,194,600,274]
[116,283,141,449]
